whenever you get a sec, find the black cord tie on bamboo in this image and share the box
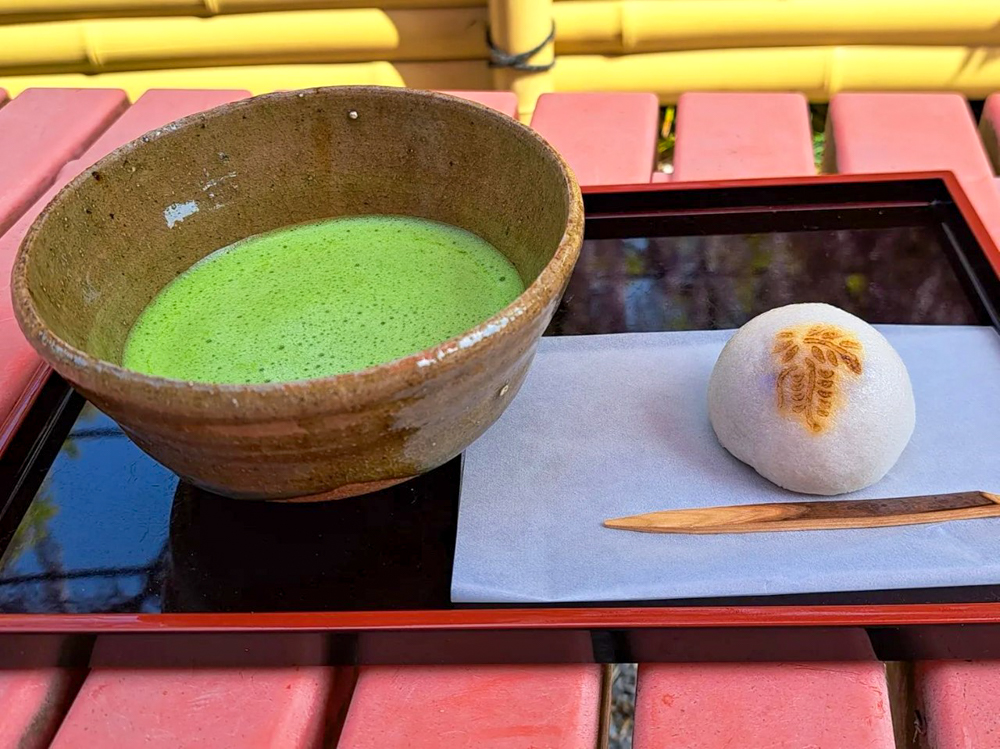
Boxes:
[486,22,555,72]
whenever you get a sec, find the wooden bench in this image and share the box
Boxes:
[2,87,999,748]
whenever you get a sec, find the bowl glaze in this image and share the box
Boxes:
[12,86,583,500]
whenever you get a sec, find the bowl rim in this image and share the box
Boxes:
[12,85,584,421]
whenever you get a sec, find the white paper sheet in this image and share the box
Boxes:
[452,326,1000,603]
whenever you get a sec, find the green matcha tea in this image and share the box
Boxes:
[121,215,525,383]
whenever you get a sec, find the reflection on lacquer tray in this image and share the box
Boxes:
[162,461,461,613]
[549,228,978,335]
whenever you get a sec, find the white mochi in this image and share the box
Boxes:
[707,303,915,495]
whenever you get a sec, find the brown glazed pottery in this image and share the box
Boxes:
[12,86,583,500]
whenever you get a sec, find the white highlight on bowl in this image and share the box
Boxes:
[416,306,524,368]
[163,200,199,228]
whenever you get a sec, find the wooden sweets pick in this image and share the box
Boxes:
[603,491,1000,534]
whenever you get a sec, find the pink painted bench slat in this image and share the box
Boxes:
[338,664,604,749]
[631,628,894,749]
[826,92,1000,271]
[0,636,85,749]
[530,92,660,186]
[0,88,248,454]
[633,658,894,749]
[51,634,343,749]
[827,92,993,181]
[0,89,128,237]
[914,660,1000,749]
[673,92,815,181]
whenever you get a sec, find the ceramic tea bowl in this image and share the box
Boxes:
[12,86,583,500]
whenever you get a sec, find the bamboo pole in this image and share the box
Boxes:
[0,62,407,98]
[553,46,1000,103]
[11,46,1000,104]
[0,8,488,74]
[0,0,199,24]
[0,0,481,24]
[488,0,554,121]
[214,0,480,9]
[553,0,1000,54]
[0,59,495,98]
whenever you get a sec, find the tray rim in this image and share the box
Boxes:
[5,601,1000,633]
[3,169,1000,634]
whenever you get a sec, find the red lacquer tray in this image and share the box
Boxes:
[1,173,999,663]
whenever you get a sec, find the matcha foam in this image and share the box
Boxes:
[122,215,525,383]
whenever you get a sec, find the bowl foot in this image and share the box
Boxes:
[268,476,416,502]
